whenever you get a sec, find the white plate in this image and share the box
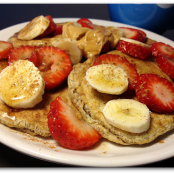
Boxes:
[0,18,174,167]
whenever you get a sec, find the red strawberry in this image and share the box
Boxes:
[28,46,72,90]
[156,53,174,79]
[47,96,101,150]
[116,38,152,60]
[0,41,13,60]
[134,73,174,113]
[77,18,94,29]
[8,45,39,65]
[100,42,111,54]
[150,42,174,58]
[93,54,138,92]
[37,15,56,38]
[50,24,63,36]
[119,27,146,42]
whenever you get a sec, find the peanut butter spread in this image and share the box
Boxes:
[62,22,90,40]
[8,21,122,59]
[62,22,121,59]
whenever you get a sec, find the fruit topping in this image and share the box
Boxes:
[37,15,56,38]
[50,24,63,36]
[134,73,174,113]
[8,45,39,65]
[17,15,50,40]
[77,18,94,29]
[156,54,174,79]
[100,42,111,54]
[28,46,72,90]
[119,27,146,42]
[86,64,129,95]
[102,99,150,133]
[150,42,174,58]
[47,96,101,150]
[0,41,13,59]
[0,60,45,108]
[116,37,152,60]
[53,38,82,65]
[93,54,138,92]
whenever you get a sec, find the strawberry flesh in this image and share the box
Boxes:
[93,54,138,92]
[116,40,152,60]
[28,46,72,90]
[119,27,146,42]
[156,53,174,79]
[77,18,94,29]
[0,41,13,60]
[134,73,174,113]
[50,24,63,36]
[8,45,39,65]
[47,96,101,150]
[150,42,174,58]
[100,42,111,54]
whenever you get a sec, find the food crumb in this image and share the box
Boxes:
[158,140,164,144]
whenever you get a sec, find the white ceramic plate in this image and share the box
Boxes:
[0,18,174,167]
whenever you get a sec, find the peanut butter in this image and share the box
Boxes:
[62,22,90,40]
[77,29,114,58]
[62,22,122,59]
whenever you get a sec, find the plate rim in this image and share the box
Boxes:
[0,18,174,167]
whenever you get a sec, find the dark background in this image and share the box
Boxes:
[0,4,174,167]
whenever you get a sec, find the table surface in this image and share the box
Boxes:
[0,4,174,167]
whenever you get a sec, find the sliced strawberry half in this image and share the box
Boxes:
[50,24,63,36]
[47,96,101,150]
[8,45,39,65]
[37,15,56,38]
[116,38,152,60]
[100,42,111,54]
[0,41,13,60]
[119,27,146,42]
[134,73,174,113]
[77,18,94,29]
[28,46,72,90]
[93,54,138,92]
[150,42,174,58]
[156,53,174,79]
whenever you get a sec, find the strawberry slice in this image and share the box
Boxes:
[77,18,94,29]
[28,46,72,90]
[119,27,146,42]
[100,42,111,54]
[134,73,174,113]
[47,96,101,150]
[93,54,138,92]
[37,15,56,38]
[150,42,174,58]
[8,45,39,65]
[0,41,13,60]
[116,38,152,60]
[156,53,174,79]
[50,24,63,36]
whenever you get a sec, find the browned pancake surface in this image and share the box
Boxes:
[68,49,174,145]
[0,59,73,137]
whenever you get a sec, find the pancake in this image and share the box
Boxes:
[68,49,174,145]
[0,59,77,137]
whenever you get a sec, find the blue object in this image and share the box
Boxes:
[108,4,174,34]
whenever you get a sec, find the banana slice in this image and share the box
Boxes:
[102,99,150,133]
[0,60,45,108]
[85,64,128,95]
[53,38,83,65]
[17,15,50,40]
